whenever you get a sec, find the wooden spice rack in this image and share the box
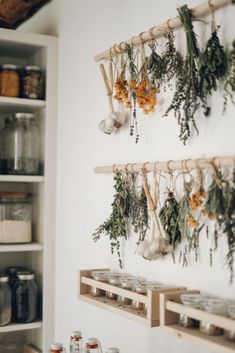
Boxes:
[78,269,185,327]
[160,290,235,353]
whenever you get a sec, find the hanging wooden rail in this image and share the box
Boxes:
[94,0,231,62]
[94,155,234,174]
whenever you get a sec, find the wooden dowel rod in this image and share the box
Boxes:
[94,155,235,174]
[94,0,231,62]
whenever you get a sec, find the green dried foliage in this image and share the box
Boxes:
[159,191,181,245]
[199,30,226,97]
[178,181,191,238]
[224,40,235,111]
[147,43,164,87]
[204,177,228,224]
[125,44,138,80]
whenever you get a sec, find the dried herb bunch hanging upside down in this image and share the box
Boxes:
[224,40,235,111]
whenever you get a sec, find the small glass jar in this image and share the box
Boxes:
[22,66,44,100]
[90,271,109,297]
[0,65,20,97]
[131,282,147,311]
[0,274,11,326]
[70,331,83,353]
[200,298,228,335]
[224,305,235,342]
[143,282,164,315]
[117,277,135,305]
[0,192,32,244]
[85,338,102,353]
[106,273,122,300]
[3,113,40,175]
[179,294,204,328]
[50,343,65,353]
[14,272,38,323]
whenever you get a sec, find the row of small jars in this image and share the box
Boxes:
[0,113,40,175]
[0,64,44,100]
[179,293,235,342]
[90,270,163,313]
[0,267,38,326]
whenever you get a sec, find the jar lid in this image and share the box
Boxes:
[92,271,109,281]
[106,348,120,353]
[1,64,20,70]
[0,274,8,283]
[87,338,98,345]
[24,65,42,72]
[71,331,82,337]
[51,343,63,350]
[0,192,30,199]
[14,113,35,120]
[18,273,35,280]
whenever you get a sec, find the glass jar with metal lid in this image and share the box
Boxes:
[90,271,109,297]
[0,192,32,243]
[3,113,40,175]
[106,273,123,300]
[179,293,204,328]
[0,274,11,326]
[22,66,44,100]
[117,276,136,305]
[0,64,20,97]
[142,282,164,315]
[13,272,38,323]
[131,282,147,311]
[200,297,228,335]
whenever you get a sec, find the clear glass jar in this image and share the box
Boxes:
[13,272,38,323]
[131,282,147,311]
[179,294,204,328]
[90,271,109,297]
[0,192,32,243]
[50,343,66,353]
[70,331,83,353]
[106,273,122,300]
[22,66,44,100]
[224,305,235,342]
[143,282,163,315]
[3,113,40,175]
[200,298,228,335]
[0,116,14,174]
[84,338,102,353]
[0,274,11,326]
[117,277,135,305]
[0,65,20,97]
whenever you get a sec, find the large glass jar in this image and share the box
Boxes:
[224,305,235,342]
[13,272,38,323]
[3,113,40,175]
[0,65,20,97]
[106,273,122,300]
[0,274,11,326]
[179,294,204,328]
[0,192,32,243]
[200,298,228,335]
[90,271,109,297]
[22,66,44,100]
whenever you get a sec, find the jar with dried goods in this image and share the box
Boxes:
[0,65,20,97]
[131,282,147,311]
[200,298,228,335]
[179,294,204,328]
[106,273,122,300]
[90,271,109,297]
[117,276,135,305]
[22,66,44,100]
[0,274,11,326]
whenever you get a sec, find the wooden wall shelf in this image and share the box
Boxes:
[78,269,185,327]
[160,291,235,353]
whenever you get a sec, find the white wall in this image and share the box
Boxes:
[19,1,235,352]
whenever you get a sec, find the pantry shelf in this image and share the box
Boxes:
[159,291,235,353]
[0,175,44,182]
[0,96,45,113]
[0,243,43,252]
[78,269,185,327]
[0,321,42,333]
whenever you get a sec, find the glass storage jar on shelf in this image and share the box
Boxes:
[0,116,14,174]
[90,271,109,297]
[0,192,32,244]
[13,272,38,323]
[131,282,147,311]
[224,304,235,342]
[3,113,40,175]
[117,276,137,305]
[200,298,228,335]
[179,293,204,328]
[0,274,11,326]
[22,66,44,100]
[142,282,163,315]
[106,273,122,300]
[0,65,20,97]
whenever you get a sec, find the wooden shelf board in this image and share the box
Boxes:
[162,324,235,353]
[0,243,43,253]
[79,293,158,327]
[0,321,42,333]
[0,175,44,183]
[0,96,45,113]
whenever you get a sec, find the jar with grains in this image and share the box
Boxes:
[22,66,44,100]
[0,274,11,326]
[0,192,32,244]
[200,298,228,335]
[106,273,122,300]
[50,343,66,353]
[3,113,40,175]
[69,331,83,353]
[179,294,204,328]
[0,65,20,97]
[117,276,136,305]
[224,304,235,342]
[90,271,109,297]
[13,272,38,323]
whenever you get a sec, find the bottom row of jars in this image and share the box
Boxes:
[179,293,235,342]
[0,266,38,326]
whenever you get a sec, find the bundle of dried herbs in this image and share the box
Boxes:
[159,190,181,246]
[223,40,235,111]
[147,42,165,88]
[92,172,130,268]
[199,29,226,97]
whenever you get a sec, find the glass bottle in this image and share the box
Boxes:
[50,343,66,353]
[0,64,20,97]
[69,331,83,353]
[22,66,44,100]
[0,274,11,326]
[200,298,228,335]
[84,338,102,353]
[0,116,14,174]
[13,272,38,323]
[90,271,109,297]
[4,113,40,175]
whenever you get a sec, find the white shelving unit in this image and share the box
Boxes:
[0,28,58,352]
